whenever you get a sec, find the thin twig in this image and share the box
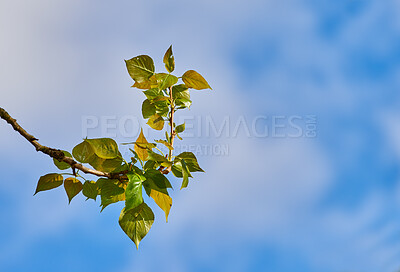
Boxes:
[157,87,176,175]
[0,107,126,180]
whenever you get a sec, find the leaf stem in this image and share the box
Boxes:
[168,86,176,161]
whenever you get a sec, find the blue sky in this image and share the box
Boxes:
[1,0,400,271]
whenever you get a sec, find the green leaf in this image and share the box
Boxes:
[123,142,156,149]
[97,178,125,211]
[150,190,172,222]
[125,55,155,83]
[182,70,212,90]
[134,129,149,161]
[82,180,98,201]
[34,173,64,195]
[119,203,154,249]
[147,150,171,167]
[89,155,123,172]
[111,163,129,174]
[163,45,175,73]
[147,114,164,130]
[155,139,173,150]
[85,138,119,160]
[72,141,95,163]
[172,84,192,108]
[172,84,190,99]
[142,99,156,119]
[175,98,192,109]
[144,160,157,171]
[132,77,157,89]
[131,165,146,181]
[171,162,183,178]
[180,159,191,189]
[155,73,178,90]
[125,173,143,211]
[175,123,185,133]
[53,150,72,170]
[175,152,204,172]
[152,96,170,103]
[64,177,83,203]
[143,169,172,195]
[143,88,162,100]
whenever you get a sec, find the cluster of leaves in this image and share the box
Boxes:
[34,46,212,249]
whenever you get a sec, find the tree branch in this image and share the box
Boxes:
[0,107,126,180]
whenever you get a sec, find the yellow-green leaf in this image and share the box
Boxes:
[97,178,126,211]
[155,73,178,90]
[34,173,64,195]
[155,139,173,150]
[163,45,175,73]
[85,138,119,159]
[182,70,212,90]
[132,76,157,89]
[119,203,154,249]
[64,178,83,203]
[125,55,155,83]
[72,141,95,163]
[147,114,164,130]
[82,180,98,201]
[134,129,149,161]
[89,155,123,172]
[142,99,156,119]
[150,189,172,222]
[175,152,204,172]
[175,123,185,134]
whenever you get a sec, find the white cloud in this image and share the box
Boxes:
[1,0,400,271]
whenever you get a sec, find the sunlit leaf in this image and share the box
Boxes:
[134,129,149,161]
[53,150,72,170]
[89,154,123,172]
[175,123,185,134]
[143,88,162,100]
[150,190,172,222]
[82,180,98,201]
[155,73,178,90]
[125,55,155,83]
[142,99,156,119]
[64,177,83,203]
[172,84,189,98]
[163,45,175,73]
[72,141,95,163]
[132,76,157,89]
[125,173,143,211]
[144,169,172,194]
[119,203,154,249]
[34,173,63,195]
[180,159,192,189]
[171,161,183,178]
[144,160,156,171]
[182,70,212,90]
[97,178,125,211]
[155,139,173,150]
[175,152,204,172]
[172,84,191,108]
[147,150,171,167]
[147,114,164,130]
[85,138,119,160]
